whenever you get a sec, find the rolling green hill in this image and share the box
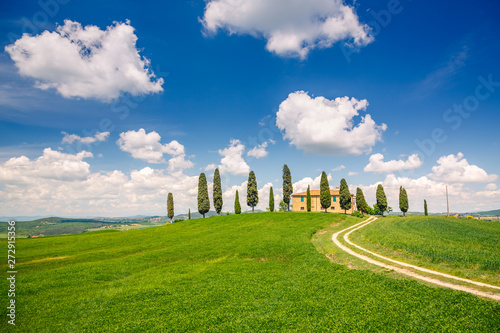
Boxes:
[350,215,500,285]
[1,213,499,332]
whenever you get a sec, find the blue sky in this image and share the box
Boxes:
[0,0,499,217]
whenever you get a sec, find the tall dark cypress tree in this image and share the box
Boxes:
[188,209,191,220]
[339,178,352,214]
[234,190,241,214]
[320,171,330,213]
[269,186,275,212]
[399,186,409,217]
[376,184,387,216]
[213,168,223,216]
[247,171,258,213]
[197,173,210,218]
[167,192,174,223]
[282,164,293,211]
[424,199,428,216]
[356,187,368,215]
[306,185,311,212]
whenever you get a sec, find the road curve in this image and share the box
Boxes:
[332,216,500,301]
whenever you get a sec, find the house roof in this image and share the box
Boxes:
[292,190,354,197]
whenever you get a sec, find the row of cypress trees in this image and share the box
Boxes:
[195,164,294,217]
[172,165,422,219]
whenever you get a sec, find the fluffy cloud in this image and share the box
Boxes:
[62,131,110,144]
[218,139,250,176]
[276,91,387,155]
[5,20,163,102]
[348,171,358,176]
[293,173,333,194]
[429,152,497,183]
[364,153,423,173]
[358,174,464,214]
[117,129,191,169]
[247,142,269,159]
[0,148,92,182]
[0,148,200,217]
[202,0,373,58]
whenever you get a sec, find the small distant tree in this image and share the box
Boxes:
[269,186,275,212]
[188,209,191,220]
[376,184,387,216]
[167,192,174,223]
[282,164,293,211]
[234,190,241,214]
[424,199,428,216]
[306,185,312,212]
[320,171,330,213]
[339,178,352,214]
[198,173,210,218]
[356,187,368,215]
[247,171,258,213]
[279,200,288,212]
[399,186,409,216]
[213,168,223,216]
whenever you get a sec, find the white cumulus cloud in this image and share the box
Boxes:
[293,173,333,194]
[0,148,92,182]
[276,91,387,155]
[117,129,193,172]
[364,153,423,173]
[247,142,269,159]
[218,139,250,176]
[62,131,110,144]
[201,0,373,58]
[429,152,498,183]
[5,20,163,102]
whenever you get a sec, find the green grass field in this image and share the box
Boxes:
[1,213,499,332]
[350,215,500,285]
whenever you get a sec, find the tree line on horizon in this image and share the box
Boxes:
[165,165,430,221]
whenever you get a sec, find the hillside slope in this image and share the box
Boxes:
[1,213,499,332]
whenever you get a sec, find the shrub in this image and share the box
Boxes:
[351,211,363,218]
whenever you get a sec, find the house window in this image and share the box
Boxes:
[300,207,304,211]
[331,207,335,210]
[301,196,304,202]
[332,196,337,202]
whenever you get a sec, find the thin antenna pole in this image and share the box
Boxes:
[446,185,450,217]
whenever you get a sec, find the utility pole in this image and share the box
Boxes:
[446,185,450,217]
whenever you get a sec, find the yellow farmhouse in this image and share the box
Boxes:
[292,189,356,213]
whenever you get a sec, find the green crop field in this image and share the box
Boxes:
[350,215,500,286]
[1,213,499,332]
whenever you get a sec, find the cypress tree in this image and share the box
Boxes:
[339,178,352,214]
[306,185,311,212]
[376,184,387,216]
[320,171,330,213]
[399,186,409,216]
[235,190,241,214]
[356,187,368,215]
[247,171,258,213]
[197,173,210,218]
[282,164,293,211]
[424,199,428,216]
[167,192,174,223]
[269,186,275,212]
[188,209,191,220]
[213,168,223,216]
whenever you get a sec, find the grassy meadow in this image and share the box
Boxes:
[350,215,500,286]
[1,213,499,332]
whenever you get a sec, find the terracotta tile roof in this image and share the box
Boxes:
[292,189,354,196]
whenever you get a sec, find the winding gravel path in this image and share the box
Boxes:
[332,216,500,301]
